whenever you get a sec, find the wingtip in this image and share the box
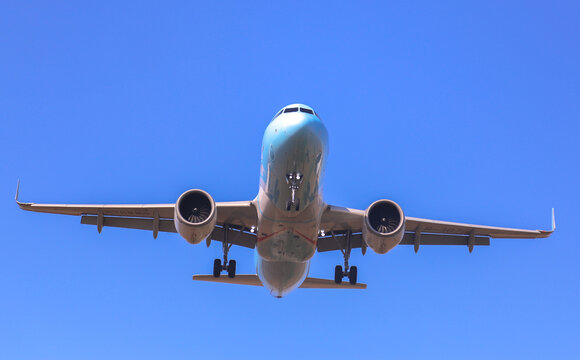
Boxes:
[538,208,556,238]
[15,179,21,204]
[15,180,31,209]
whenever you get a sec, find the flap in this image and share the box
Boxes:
[316,231,490,252]
[81,216,256,248]
[81,216,177,232]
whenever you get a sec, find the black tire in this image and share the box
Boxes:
[348,266,358,285]
[213,259,221,278]
[286,201,291,211]
[334,265,343,284]
[295,199,300,211]
[227,260,237,278]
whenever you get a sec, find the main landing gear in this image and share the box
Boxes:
[212,225,237,278]
[213,258,236,278]
[331,230,358,285]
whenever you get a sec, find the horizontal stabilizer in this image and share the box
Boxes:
[193,274,263,286]
[192,274,367,289]
[300,276,367,289]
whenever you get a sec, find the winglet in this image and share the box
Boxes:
[15,179,21,204]
[15,180,31,209]
[537,208,556,237]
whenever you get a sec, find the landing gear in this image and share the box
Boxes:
[213,259,222,278]
[334,265,343,284]
[227,260,236,278]
[348,266,358,285]
[333,265,357,285]
[212,225,237,278]
[286,199,300,211]
[212,257,237,278]
[285,171,303,211]
[331,230,358,285]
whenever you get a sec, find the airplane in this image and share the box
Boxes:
[16,103,555,298]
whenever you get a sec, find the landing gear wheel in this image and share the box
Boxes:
[213,259,222,278]
[334,265,343,284]
[227,260,237,278]
[348,266,358,285]
[295,199,300,211]
[286,200,291,211]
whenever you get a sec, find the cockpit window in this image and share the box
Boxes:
[273,106,320,120]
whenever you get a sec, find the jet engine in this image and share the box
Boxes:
[362,199,406,254]
[174,189,216,244]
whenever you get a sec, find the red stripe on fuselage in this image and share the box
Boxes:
[293,229,316,245]
[256,229,317,245]
[256,229,285,243]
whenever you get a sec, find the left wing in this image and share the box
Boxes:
[318,204,554,253]
[16,184,258,248]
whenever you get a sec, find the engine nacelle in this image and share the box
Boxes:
[363,199,406,254]
[174,189,216,245]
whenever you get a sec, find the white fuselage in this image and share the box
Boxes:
[254,106,328,297]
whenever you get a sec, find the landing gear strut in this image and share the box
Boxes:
[212,225,237,278]
[331,230,358,285]
[285,171,303,211]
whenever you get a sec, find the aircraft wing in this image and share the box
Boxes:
[16,185,258,248]
[318,205,554,253]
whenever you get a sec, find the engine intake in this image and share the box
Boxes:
[174,189,216,244]
[363,199,405,254]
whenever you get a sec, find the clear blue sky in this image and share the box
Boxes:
[1,1,579,359]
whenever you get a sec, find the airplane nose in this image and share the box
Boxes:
[279,114,325,144]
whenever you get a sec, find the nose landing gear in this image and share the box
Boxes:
[285,171,303,211]
[331,230,358,285]
[212,225,237,278]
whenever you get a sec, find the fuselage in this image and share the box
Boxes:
[254,104,328,297]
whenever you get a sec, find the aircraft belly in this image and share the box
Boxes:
[255,184,321,262]
[257,258,310,298]
[256,221,317,262]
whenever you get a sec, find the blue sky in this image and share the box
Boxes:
[1,1,579,359]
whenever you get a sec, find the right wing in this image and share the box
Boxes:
[317,204,554,253]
